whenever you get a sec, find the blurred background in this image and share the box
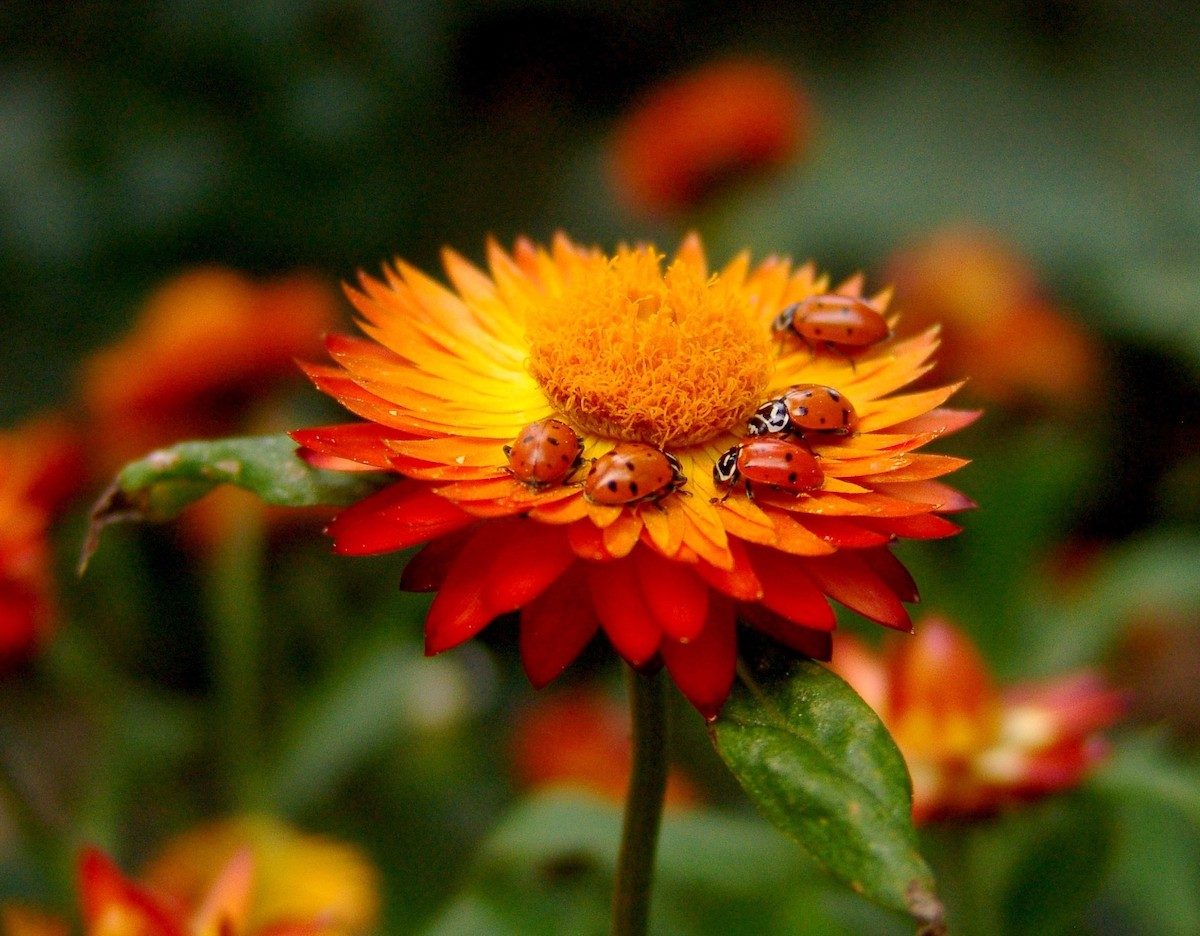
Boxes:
[1,1,1198,934]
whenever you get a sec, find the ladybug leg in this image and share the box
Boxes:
[826,341,856,372]
[744,480,756,502]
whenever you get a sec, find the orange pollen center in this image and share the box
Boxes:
[525,247,773,447]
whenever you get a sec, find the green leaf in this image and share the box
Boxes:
[80,434,389,570]
[711,658,943,931]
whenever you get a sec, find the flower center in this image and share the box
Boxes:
[525,246,773,447]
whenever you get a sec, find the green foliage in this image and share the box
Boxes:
[711,660,941,931]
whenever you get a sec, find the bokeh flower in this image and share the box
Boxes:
[294,233,973,719]
[884,226,1098,407]
[2,816,378,936]
[80,268,341,546]
[609,59,811,216]
[829,617,1124,823]
[510,688,699,808]
[0,416,84,668]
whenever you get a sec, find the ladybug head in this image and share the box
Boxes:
[713,446,740,485]
[747,398,789,436]
[771,303,799,334]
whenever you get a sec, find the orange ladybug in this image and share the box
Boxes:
[584,443,686,506]
[772,294,889,353]
[713,438,823,501]
[505,418,584,487]
[748,384,857,437]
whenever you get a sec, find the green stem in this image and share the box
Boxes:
[204,514,266,808]
[612,666,669,936]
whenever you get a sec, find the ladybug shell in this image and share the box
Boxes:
[584,442,681,505]
[783,384,857,434]
[736,439,823,492]
[788,295,889,348]
[506,418,582,486]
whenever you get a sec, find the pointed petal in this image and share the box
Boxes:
[424,524,513,654]
[738,605,834,660]
[636,548,709,642]
[326,483,475,555]
[748,546,837,630]
[399,529,475,591]
[484,522,576,612]
[693,537,763,601]
[802,553,912,631]
[520,568,599,687]
[588,560,661,666]
[661,595,737,720]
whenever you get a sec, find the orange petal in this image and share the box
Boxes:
[603,511,645,558]
[888,407,982,437]
[868,480,976,512]
[588,560,662,666]
[856,382,966,432]
[693,538,763,601]
[519,567,599,688]
[661,594,737,720]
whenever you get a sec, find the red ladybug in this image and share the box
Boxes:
[584,443,686,506]
[505,418,583,487]
[772,294,889,354]
[713,438,824,500]
[747,384,857,437]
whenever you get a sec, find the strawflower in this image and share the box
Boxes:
[884,226,1098,407]
[510,688,699,808]
[80,268,340,546]
[829,617,1125,823]
[609,59,811,216]
[0,416,84,667]
[1,817,378,936]
[293,233,974,719]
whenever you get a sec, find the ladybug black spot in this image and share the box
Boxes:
[523,435,535,443]
[784,451,794,461]
[561,454,570,462]
[629,481,639,497]
[819,416,827,424]
[607,480,618,492]
[548,437,560,446]
[813,326,824,336]
[625,460,636,471]
[787,471,798,483]
[828,390,840,401]
[797,406,808,417]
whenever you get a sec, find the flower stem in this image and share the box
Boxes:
[612,666,669,936]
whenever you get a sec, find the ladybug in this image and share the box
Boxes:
[713,438,824,501]
[584,443,686,506]
[504,418,584,487]
[747,384,857,437]
[772,294,890,355]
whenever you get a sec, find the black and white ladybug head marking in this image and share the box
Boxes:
[747,398,790,436]
[771,303,800,334]
[713,446,741,485]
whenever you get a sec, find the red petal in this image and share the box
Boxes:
[290,422,408,470]
[519,567,599,687]
[693,537,763,601]
[424,523,513,654]
[79,848,182,936]
[802,553,912,631]
[399,528,475,592]
[888,407,982,437]
[858,547,920,603]
[567,520,613,560]
[588,560,661,666]
[857,514,962,540]
[326,483,475,555]
[747,546,837,630]
[635,547,709,642]
[795,515,892,549]
[661,595,737,720]
[738,606,833,661]
[484,522,576,613]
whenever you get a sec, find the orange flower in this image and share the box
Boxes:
[82,268,339,474]
[610,59,811,216]
[0,416,84,667]
[80,268,341,547]
[2,817,378,936]
[884,226,1098,407]
[294,234,973,718]
[829,617,1124,823]
[510,688,699,808]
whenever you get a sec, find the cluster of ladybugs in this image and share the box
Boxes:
[502,294,886,507]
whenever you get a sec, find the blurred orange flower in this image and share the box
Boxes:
[829,617,1124,823]
[884,226,1098,407]
[610,59,811,216]
[80,268,341,547]
[0,416,84,668]
[2,817,378,936]
[510,688,699,809]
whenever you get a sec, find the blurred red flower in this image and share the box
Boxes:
[510,688,699,809]
[884,226,1099,408]
[610,59,811,216]
[0,416,84,668]
[829,617,1124,823]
